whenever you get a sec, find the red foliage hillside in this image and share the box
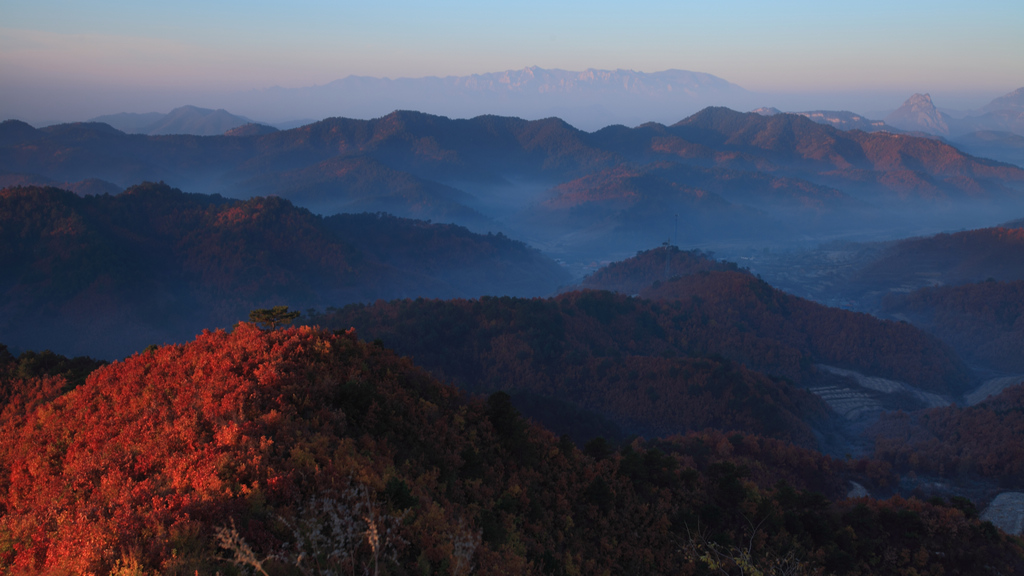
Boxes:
[1,324,509,573]
[2,326,1021,575]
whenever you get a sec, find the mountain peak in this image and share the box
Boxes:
[907,93,935,107]
[88,106,251,136]
[0,119,42,146]
[983,87,1024,113]
[886,93,949,135]
[166,104,212,115]
[251,68,754,131]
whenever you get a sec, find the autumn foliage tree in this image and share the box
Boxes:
[0,327,1021,575]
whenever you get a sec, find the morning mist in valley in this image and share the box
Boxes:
[2,1,1024,574]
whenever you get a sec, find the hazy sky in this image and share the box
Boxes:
[2,0,1022,123]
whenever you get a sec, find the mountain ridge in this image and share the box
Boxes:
[883,88,1024,137]
[90,105,253,136]
[0,182,570,359]
[4,107,1024,260]
[231,67,758,130]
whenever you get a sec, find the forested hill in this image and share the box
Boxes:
[573,245,740,294]
[873,383,1024,487]
[3,324,1021,575]
[6,109,1021,201]
[314,255,970,446]
[5,107,1024,256]
[322,293,830,447]
[882,279,1024,373]
[638,270,969,395]
[852,226,1024,290]
[0,183,569,359]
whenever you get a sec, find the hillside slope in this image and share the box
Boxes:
[315,260,969,447]
[851,227,1024,295]
[0,183,568,359]
[320,292,831,447]
[882,280,1024,373]
[3,325,1021,575]
[4,107,1024,257]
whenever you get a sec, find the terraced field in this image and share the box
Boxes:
[817,365,949,408]
[809,365,951,422]
[806,383,884,421]
[966,375,1024,405]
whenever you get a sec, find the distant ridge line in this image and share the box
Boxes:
[228,66,758,131]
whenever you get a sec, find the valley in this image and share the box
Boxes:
[7,0,1024,567]
[4,103,1024,267]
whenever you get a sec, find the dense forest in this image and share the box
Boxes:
[314,291,830,445]
[2,325,1021,575]
[305,248,973,457]
[851,227,1024,294]
[574,245,740,295]
[320,248,967,391]
[637,269,969,395]
[882,280,1024,373]
[0,183,568,359]
[872,385,1024,487]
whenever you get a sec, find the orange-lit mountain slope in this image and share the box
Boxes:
[3,325,1021,575]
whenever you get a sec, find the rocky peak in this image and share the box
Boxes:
[886,93,950,135]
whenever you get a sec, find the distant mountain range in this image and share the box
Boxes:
[3,106,1023,262]
[89,105,270,136]
[885,90,1024,138]
[751,90,1024,169]
[886,94,951,135]
[226,66,759,130]
[58,74,1024,176]
[754,107,895,133]
[758,105,1016,165]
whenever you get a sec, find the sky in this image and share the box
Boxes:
[2,0,1022,124]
